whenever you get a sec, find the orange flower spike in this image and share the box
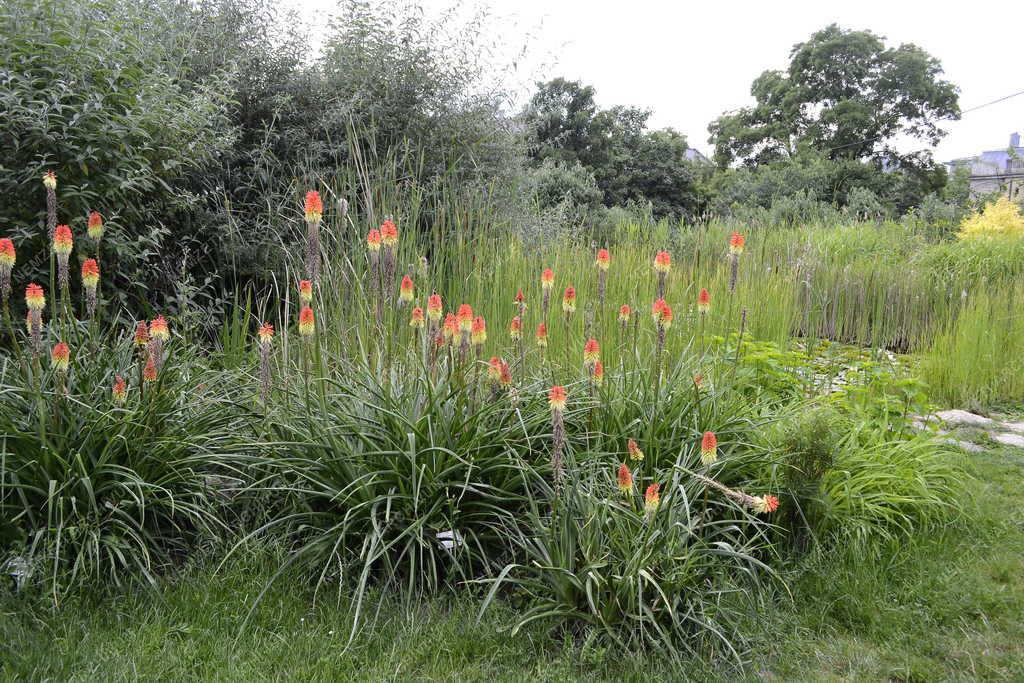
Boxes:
[143,355,158,383]
[0,238,15,268]
[627,438,644,462]
[298,306,315,337]
[81,259,100,288]
[652,299,673,328]
[700,431,718,466]
[644,483,660,513]
[548,385,567,412]
[617,463,632,493]
[258,322,274,344]
[457,304,474,333]
[42,171,57,190]
[514,289,525,304]
[562,286,576,314]
[410,306,425,329]
[592,359,604,385]
[87,212,104,240]
[427,294,443,322]
[298,279,313,305]
[399,275,415,303]
[595,248,610,271]
[304,190,323,223]
[729,231,745,255]
[366,229,382,252]
[471,315,487,346]
[618,304,631,324]
[697,288,711,315]
[51,342,70,373]
[487,356,502,382]
[540,268,554,291]
[112,375,127,403]
[693,373,704,389]
[654,250,671,274]
[498,359,512,388]
[509,315,522,340]
[149,315,170,341]
[535,322,548,348]
[443,313,458,343]
[583,338,600,365]
[53,224,73,255]
[133,321,149,347]
[380,219,398,247]
[753,495,780,514]
[25,283,45,311]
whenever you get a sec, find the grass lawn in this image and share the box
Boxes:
[3,447,1022,682]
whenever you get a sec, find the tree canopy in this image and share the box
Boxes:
[708,24,960,169]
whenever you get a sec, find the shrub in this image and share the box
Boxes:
[958,196,1024,240]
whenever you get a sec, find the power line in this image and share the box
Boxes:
[824,86,1024,154]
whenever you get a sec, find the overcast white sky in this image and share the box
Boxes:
[295,0,1023,161]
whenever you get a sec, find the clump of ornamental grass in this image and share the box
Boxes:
[237,355,554,638]
[0,335,255,602]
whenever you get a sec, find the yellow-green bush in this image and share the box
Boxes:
[958,196,1024,240]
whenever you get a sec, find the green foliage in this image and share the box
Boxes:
[709,24,959,168]
[0,330,254,600]
[0,0,235,305]
[523,78,708,219]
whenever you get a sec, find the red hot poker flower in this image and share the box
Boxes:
[25,283,45,311]
[143,355,158,383]
[380,219,398,247]
[592,359,604,385]
[81,259,100,288]
[149,315,170,341]
[595,248,610,271]
[53,224,73,255]
[134,321,149,347]
[427,294,443,322]
[0,238,15,267]
[618,304,631,324]
[298,306,315,337]
[443,313,459,343]
[366,229,382,252]
[700,431,718,465]
[654,250,671,274]
[627,438,644,461]
[410,306,425,328]
[514,288,525,303]
[548,385,567,412]
[87,211,104,240]
[510,315,522,340]
[399,275,414,303]
[457,304,474,332]
[729,231,745,255]
[583,338,600,365]
[258,322,274,344]
[652,299,673,328]
[471,315,487,346]
[299,279,313,304]
[304,190,323,223]
[644,483,660,513]
[51,342,70,372]
[540,268,554,290]
[617,463,632,493]
[112,375,127,403]
[697,288,711,314]
[535,322,548,348]
[753,495,780,514]
[562,286,576,314]
[42,171,57,190]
